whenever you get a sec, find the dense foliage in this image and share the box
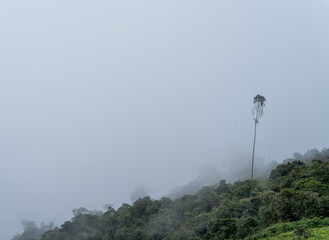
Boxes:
[13,148,329,240]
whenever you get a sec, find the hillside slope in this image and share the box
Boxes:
[12,148,329,240]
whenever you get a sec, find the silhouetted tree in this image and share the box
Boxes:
[251,94,266,179]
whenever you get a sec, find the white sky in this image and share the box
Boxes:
[1,1,329,239]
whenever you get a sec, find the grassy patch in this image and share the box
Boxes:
[246,217,329,240]
[257,226,329,240]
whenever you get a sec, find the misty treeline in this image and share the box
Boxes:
[283,148,329,165]
[13,147,329,240]
[11,207,103,240]
[166,160,275,200]
[11,220,55,240]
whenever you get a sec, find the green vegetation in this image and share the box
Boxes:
[246,217,329,239]
[253,226,329,240]
[13,148,329,240]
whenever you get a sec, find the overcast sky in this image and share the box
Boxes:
[1,1,329,239]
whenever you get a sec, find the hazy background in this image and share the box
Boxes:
[1,1,329,239]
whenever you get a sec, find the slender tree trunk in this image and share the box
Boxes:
[251,121,257,180]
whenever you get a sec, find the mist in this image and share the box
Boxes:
[1,1,329,239]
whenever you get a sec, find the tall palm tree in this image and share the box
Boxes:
[251,94,266,180]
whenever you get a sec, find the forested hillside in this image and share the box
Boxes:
[14,149,329,240]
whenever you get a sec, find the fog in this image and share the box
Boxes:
[1,1,329,239]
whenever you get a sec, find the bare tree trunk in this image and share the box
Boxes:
[251,121,257,180]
